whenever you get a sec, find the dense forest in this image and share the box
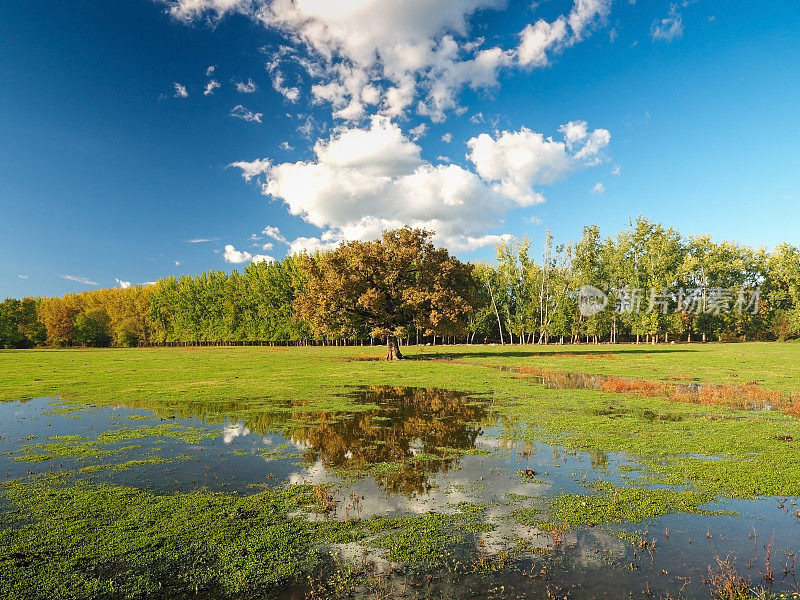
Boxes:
[3,218,800,348]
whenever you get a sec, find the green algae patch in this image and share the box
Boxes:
[94,423,217,445]
[77,457,171,474]
[12,423,218,467]
[533,482,724,529]
[0,480,338,599]
[371,507,495,567]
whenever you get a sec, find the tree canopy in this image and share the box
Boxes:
[295,228,477,359]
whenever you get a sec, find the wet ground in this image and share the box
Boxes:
[1,388,799,598]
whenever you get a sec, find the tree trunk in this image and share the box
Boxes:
[386,335,403,360]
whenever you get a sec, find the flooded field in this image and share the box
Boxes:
[2,385,798,599]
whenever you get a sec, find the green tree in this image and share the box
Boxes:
[74,308,112,347]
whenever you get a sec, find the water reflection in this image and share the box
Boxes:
[284,387,489,495]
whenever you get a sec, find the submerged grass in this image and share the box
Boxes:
[0,477,505,599]
[12,423,217,465]
[0,479,334,599]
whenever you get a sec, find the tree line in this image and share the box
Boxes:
[2,219,800,351]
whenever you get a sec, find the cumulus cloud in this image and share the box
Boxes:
[261,225,288,243]
[165,0,610,123]
[223,244,274,264]
[173,82,189,98]
[18,274,28,279]
[115,278,132,289]
[288,236,340,255]
[651,4,683,42]
[62,274,98,286]
[441,132,453,143]
[203,79,221,95]
[467,121,610,205]
[592,182,605,194]
[206,64,216,76]
[231,116,609,252]
[235,77,257,93]
[230,104,263,122]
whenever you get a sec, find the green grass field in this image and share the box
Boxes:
[3,341,800,404]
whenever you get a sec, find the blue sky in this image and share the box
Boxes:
[1,0,799,298]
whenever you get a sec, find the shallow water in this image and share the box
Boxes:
[1,388,799,598]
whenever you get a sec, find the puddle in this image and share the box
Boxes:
[486,362,791,413]
[1,388,799,599]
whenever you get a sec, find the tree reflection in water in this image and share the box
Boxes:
[288,386,490,495]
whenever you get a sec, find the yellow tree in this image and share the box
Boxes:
[295,228,478,360]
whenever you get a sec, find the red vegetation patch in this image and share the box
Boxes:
[601,377,663,396]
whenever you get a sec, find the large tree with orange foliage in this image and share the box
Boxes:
[295,228,478,359]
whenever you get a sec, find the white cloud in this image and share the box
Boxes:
[517,17,569,67]
[165,0,610,123]
[441,132,453,143]
[272,71,300,102]
[279,141,293,150]
[235,77,257,93]
[231,116,608,252]
[223,244,274,264]
[312,115,423,176]
[228,157,271,181]
[174,260,182,266]
[261,225,288,243]
[203,79,221,95]
[166,0,258,22]
[611,164,621,175]
[451,233,513,252]
[592,182,605,194]
[650,4,683,42]
[185,237,217,243]
[18,274,28,279]
[409,123,428,140]
[262,242,274,251]
[206,64,216,76]
[62,274,98,286]
[297,115,315,138]
[222,422,250,444]
[288,236,339,255]
[248,232,262,240]
[173,82,189,98]
[467,121,610,205]
[230,104,263,123]
[115,278,132,289]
